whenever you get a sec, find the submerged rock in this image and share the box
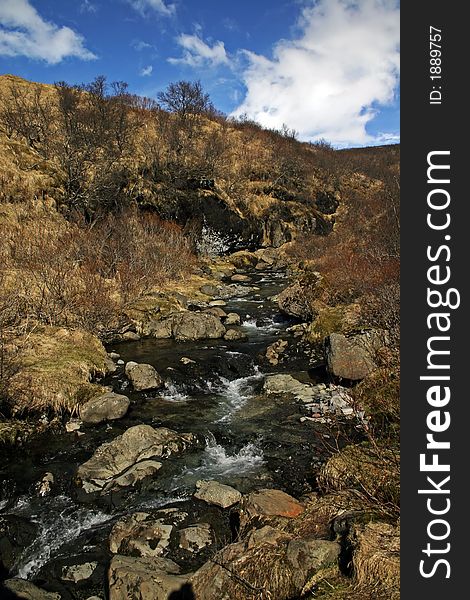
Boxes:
[76,424,200,497]
[125,362,163,391]
[80,392,130,425]
[194,480,242,509]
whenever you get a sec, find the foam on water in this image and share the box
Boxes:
[161,381,189,402]
[215,367,263,422]
[12,495,112,579]
[170,433,265,491]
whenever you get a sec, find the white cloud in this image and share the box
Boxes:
[132,39,153,51]
[80,0,97,14]
[0,0,96,64]
[140,64,153,76]
[232,0,400,146]
[168,33,229,68]
[127,0,175,17]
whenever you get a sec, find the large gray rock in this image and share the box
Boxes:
[1,579,61,599]
[125,362,163,391]
[109,512,172,557]
[172,312,226,341]
[108,555,191,600]
[277,281,314,320]
[326,331,383,380]
[80,392,130,425]
[76,425,199,496]
[194,480,242,508]
[151,312,226,341]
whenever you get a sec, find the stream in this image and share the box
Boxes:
[0,268,330,597]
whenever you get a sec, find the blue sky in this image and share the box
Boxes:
[0,0,400,147]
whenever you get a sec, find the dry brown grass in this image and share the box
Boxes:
[318,443,400,520]
[6,326,109,415]
[350,521,400,598]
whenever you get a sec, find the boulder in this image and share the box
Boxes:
[231,274,251,283]
[189,529,339,600]
[224,329,248,342]
[61,561,98,584]
[208,300,227,307]
[80,392,130,425]
[240,489,304,528]
[0,579,61,599]
[76,425,199,496]
[326,331,383,380]
[125,362,163,391]
[194,480,242,509]
[263,374,315,403]
[108,555,191,600]
[228,251,258,269]
[224,312,241,326]
[200,284,219,296]
[109,513,172,557]
[172,313,226,341]
[178,523,212,553]
[277,281,314,320]
[122,331,140,341]
[203,307,227,318]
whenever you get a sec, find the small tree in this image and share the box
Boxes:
[158,80,213,118]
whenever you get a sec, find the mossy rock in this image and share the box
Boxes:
[8,326,109,415]
[307,303,361,343]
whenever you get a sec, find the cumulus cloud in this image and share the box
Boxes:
[0,0,96,64]
[127,0,175,17]
[140,64,153,76]
[168,33,229,68]
[232,0,400,146]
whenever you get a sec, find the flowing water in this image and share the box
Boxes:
[0,269,327,593]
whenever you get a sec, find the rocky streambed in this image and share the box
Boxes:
[0,267,363,599]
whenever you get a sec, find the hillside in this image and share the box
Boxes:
[0,74,400,600]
